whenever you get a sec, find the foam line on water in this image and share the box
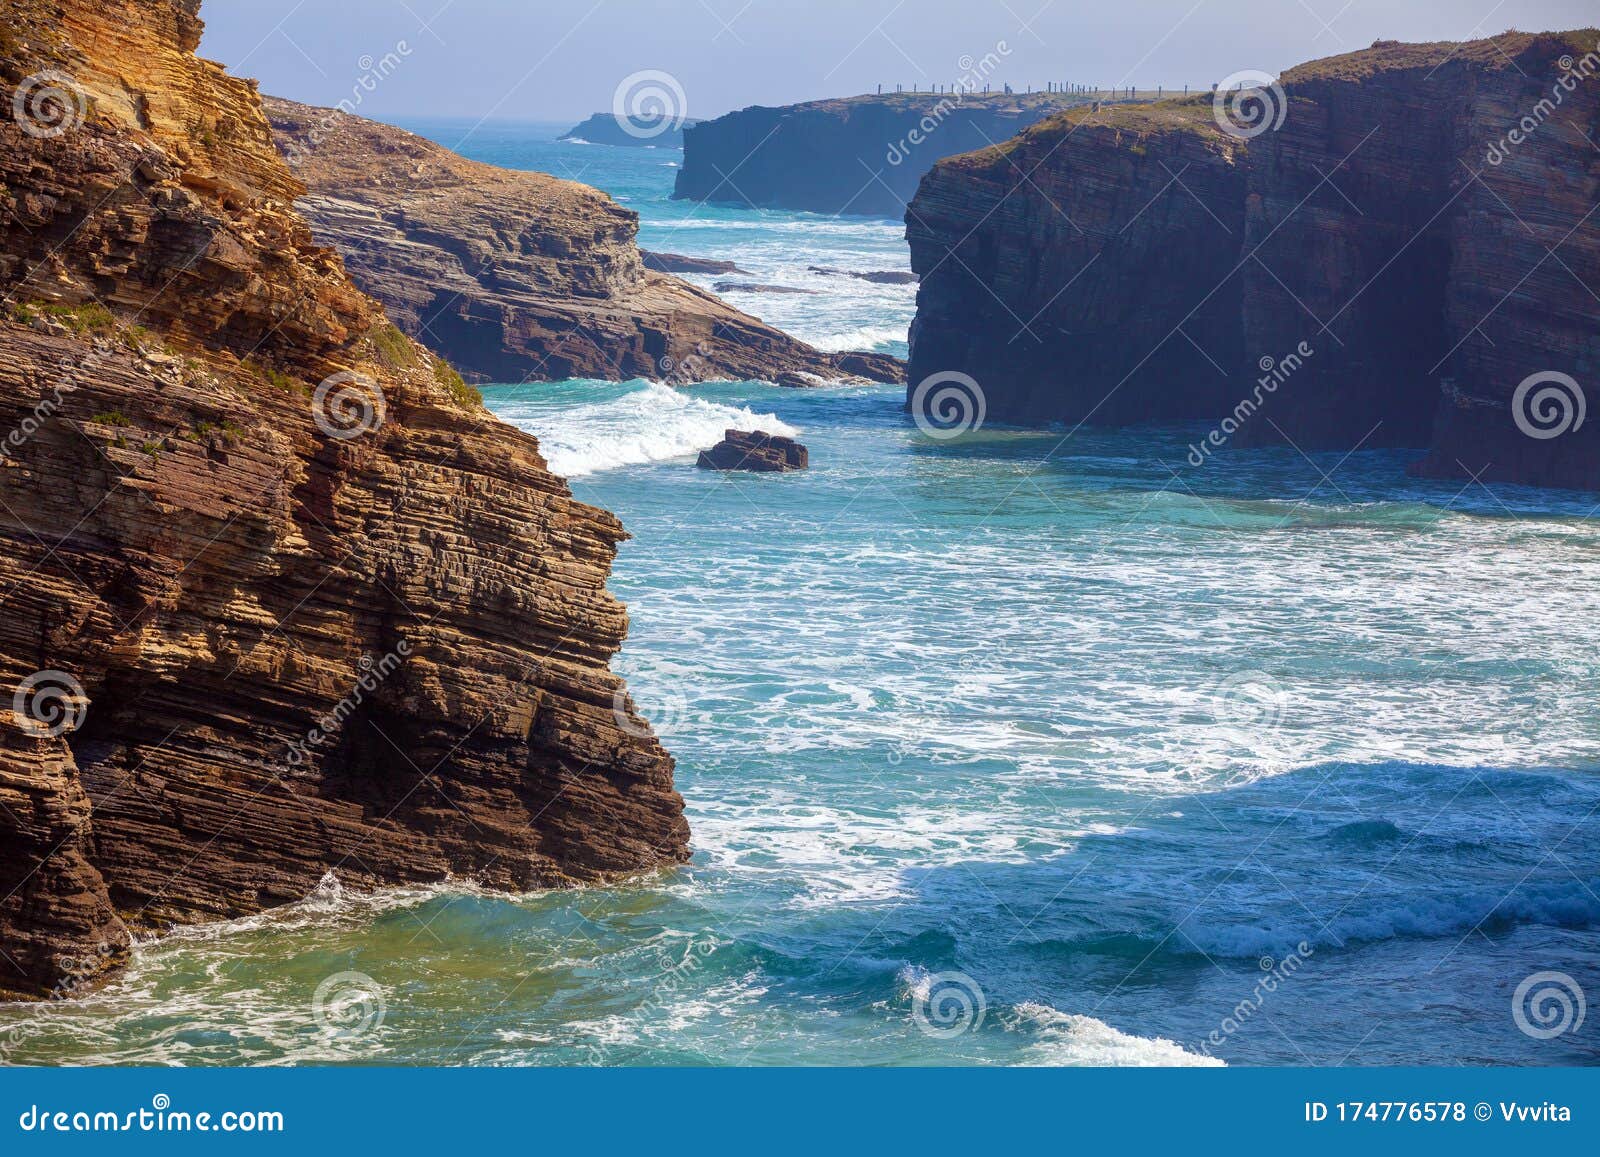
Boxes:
[499,381,798,476]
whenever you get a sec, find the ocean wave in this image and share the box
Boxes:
[806,324,909,352]
[1005,1002,1223,1066]
[501,382,798,476]
[1032,877,1600,963]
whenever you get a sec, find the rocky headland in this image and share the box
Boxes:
[561,112,697,149]
[265,97,902,388]
[674,91,1121,217]
[905,31,1600,490]
[0,0,689,1000]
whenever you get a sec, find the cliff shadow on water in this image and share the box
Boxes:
[879,761,1600,1067]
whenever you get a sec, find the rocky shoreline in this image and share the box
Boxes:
[0,0,688,999]
[266,97,902,389]
[905,31,1600,490]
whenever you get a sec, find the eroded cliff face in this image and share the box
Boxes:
[266,97,901,388]
[907,103,1248,425]
[906,32,1600,490]
[674,92,1111,217]
[0,0,687,1000]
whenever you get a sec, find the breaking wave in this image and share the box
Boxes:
[497,381,798,476]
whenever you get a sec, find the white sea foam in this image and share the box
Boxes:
[807,324,909,352]
[1008,1003,1224,1066]
[502,382,798,476]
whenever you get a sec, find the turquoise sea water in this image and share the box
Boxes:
[2,124,1597,1067]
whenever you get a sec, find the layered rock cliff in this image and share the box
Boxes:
[0,0,688,1000]
[675,92,1116,217]
[906,32,1600,490]
[907,102,1249,425]
[266,97,900,388]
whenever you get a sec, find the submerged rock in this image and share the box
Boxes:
[642,250,748,274]
[697,430,810,472]
[713,282,819,295]
[809,266,919,285]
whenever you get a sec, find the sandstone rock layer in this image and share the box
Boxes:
[266,97,901,389]
[0,0,687,1000]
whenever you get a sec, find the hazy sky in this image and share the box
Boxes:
[198,0,1597,128]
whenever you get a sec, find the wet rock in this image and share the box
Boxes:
[696,429,809,472]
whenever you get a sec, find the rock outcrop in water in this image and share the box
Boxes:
[0,0,689,1000]
[905,32,1600,490]
[265,97,902,388]
[560,112,697,149]
[696,429,809,472]
[675,92,1129,217]
[642,250,747,275]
